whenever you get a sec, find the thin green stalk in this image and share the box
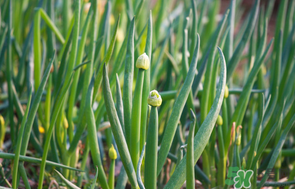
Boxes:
[20,55,54,156]
[12,90,32,188]
[217,118,226,187]
[136,1,146,22]
[279,42,295,100]
[44,0,55,136]
[0,162,12,188]
[67,9,92,142]
[200,11,228,123]
[137,144,146,189]
[92,15,120,104]
[263,149,295,157]
[163,47,226,189]
[189,0,197,64]
[39,9,65,44]
[67,0,98,156]
[257,114,295,188]
[262,31,282,134]
[103,65,138,189]
[145,105,159,189]
[151,34,169,88]
[115,166,128,189]
[140,11,152,153]
[34,8,41,91]
[230,39,273,129]
[64,0,80,89]
[108,156,116,189]
[251,115,283,170]
[93,0,111,69]
[0,152,81,171]
[226,0,260,81]
[92,167,99,189]
[55,0,80,179]
[77,142,90,187]
[116,74,124,132]
[6,0,14,146]
[182,29,194,111]
[123,17,135,149]
[200,12,228,179]
[265,0,276,19]
[55,170,80,189]
[246,93,264,169]
[62,0,71,37]
[130,68,145,169]
[154,0,165,41]
[57,17,74,62]
[285,161,295,189]
[85,78,109,189]
[109,29,129,86]
[17,164,30,189]
[202,0,220,46]
[283,0,294,44]
[186,110,196,189]
[224,0,235,61]
[197,0,206,34]
[157,34,200,175]
[201,12,228,182]
[38,73,73,188]
[0,27,7,53]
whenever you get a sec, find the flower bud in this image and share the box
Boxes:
[0,115,4,127]
[236,135,241,146]
[236,126,242,146]
[148,90,162,107]
[224,85,229,98]
[0,115,5,143]
[50,64,54,73]
[136,53,150,70]
[39,125,45,134]
[109,145,117,160]
[274,158,281,169]
[63,117,69,129]
[216,115,223,126]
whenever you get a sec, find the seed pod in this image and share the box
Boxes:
[136,53,150,70]
[224,85,229,98]
[216,115,223,126]
[242,158,246,169]
[109,145,117,160]
[148,90,162,107]
[236,126,242,146]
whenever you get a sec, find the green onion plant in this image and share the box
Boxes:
[0,0,294,188]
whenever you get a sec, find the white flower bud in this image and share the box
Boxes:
[136,53,150,70]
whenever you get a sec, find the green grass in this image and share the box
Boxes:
[0,0,295,188]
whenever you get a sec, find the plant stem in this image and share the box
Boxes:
[130,69,144,170]
[144,106,158,189]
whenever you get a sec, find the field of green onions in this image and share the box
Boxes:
[0,0,295,188]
